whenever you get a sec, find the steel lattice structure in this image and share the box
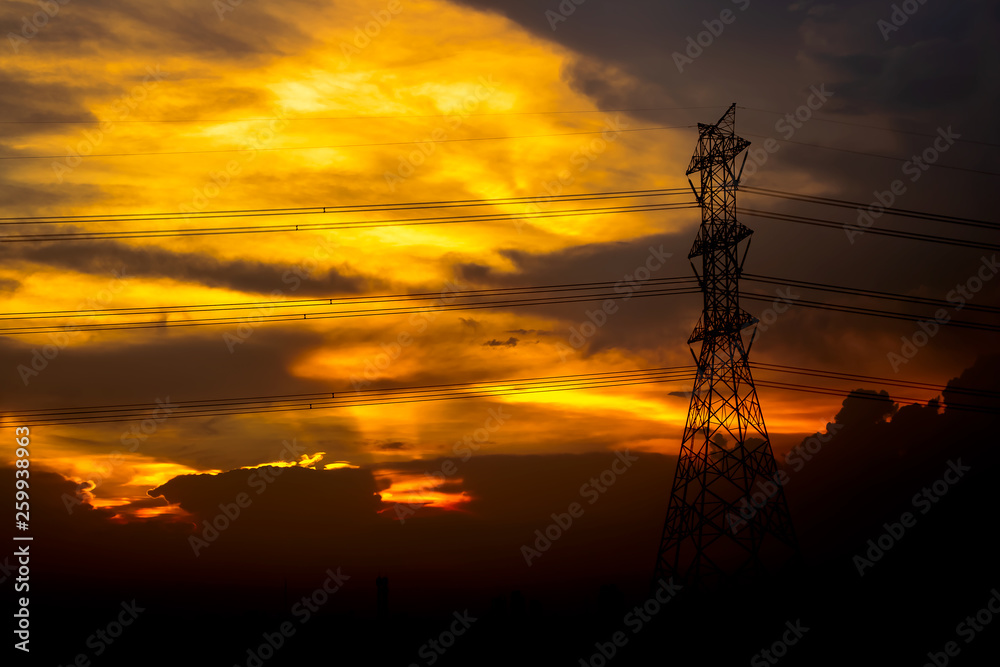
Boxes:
[654,104,798,588]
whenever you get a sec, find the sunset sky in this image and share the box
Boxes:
[3,0,995,517]
[2,1,999,663]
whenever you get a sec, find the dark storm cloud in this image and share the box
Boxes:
[448,0,1000,195]
[0,70,110,211]
[943,354,1000,411]
[0,326,367,470]
[0,179,106,212]
[0,0,324,219]
[0,327,334,405]
[448,218,1000,375]
[483,337,518,347]
[454,232,690,288]
[795,0,997,113]
[19,354,999,617]
[450,0,998,119]
[376,441,410,451]
[151,465,382,518]
[25,449,678,607]
[453,231,699,356]
[781,353,1000,562]
[13,357,999,662]
[0,240,370,296]
[449,0,804,111]
[0,70,98,139]
[832,388,897,426]
[0,0,309,60]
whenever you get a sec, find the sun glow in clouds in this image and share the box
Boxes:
[0,0,845,520]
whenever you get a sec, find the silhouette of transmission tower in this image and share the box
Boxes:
[654,104,797,588]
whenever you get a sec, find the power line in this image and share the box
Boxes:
[0,125,696,161]
[0,188,690,226]
[2,201,699,243]
[15,199,993,245]
[756,363,997,399]
[0,277,698,320]
[8,186,988,236]
[743,274,1000,316]
[32,361,986,418]
[0,283,701,335]
[742,187,1000,232]
[1,367,698,426]
[741,132,1000,178]
[6,271,998,335]
[0,105,724,126]
[0,279,698,322]
[751,362,1000,399]
[752,379,998,415]
[738,208,1000,252]
[741,294,1000,333]
[6,362,996,427]
[10,367,695,417]
[5,186,990,248]
[737,107,1000,150]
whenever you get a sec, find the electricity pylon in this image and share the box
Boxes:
[654,104,797,588]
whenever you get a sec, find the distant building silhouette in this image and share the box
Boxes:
[376,575,388,620]
[490,594,507,617]
[598,583,624,621]
[510,590,525,618]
